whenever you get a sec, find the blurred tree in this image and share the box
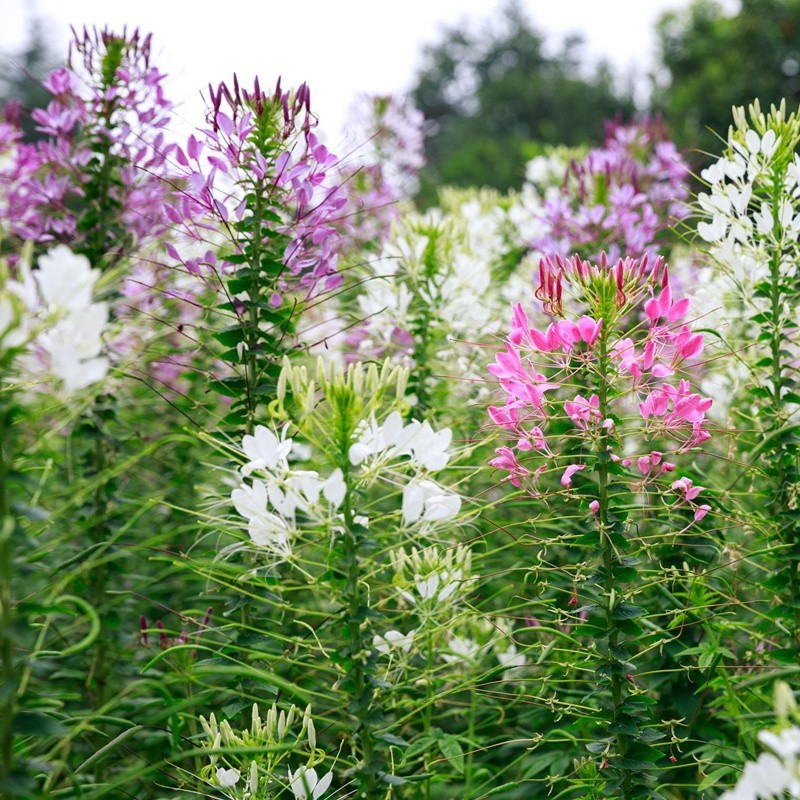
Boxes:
[411,0,635,202]
[653,0,800,157]
[0,19,59,141]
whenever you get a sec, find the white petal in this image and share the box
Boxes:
[313,770,333,799]
[231,481,268,520]
[322,468,346,508]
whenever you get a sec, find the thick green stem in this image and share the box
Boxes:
[87,423,109,712]
[411,302,434,416]
[595,323,633,800]
[340,458,379,798]
[464,677,477,798]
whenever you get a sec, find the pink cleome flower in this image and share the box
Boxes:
[487,252,712,522]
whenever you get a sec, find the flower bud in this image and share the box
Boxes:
[307,717,316,750]
[248,760,259,794]
[775,680,797,722]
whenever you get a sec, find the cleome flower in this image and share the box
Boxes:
[229,425,346,560]
[487,252,712,525]
[391,545,476,615]
[3,245,110,394]
[288,766,333,800]
[199,702,330,800]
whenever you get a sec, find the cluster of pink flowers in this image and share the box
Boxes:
[336,94,426,247]
[0,27,174,252]
[532,118,689,261]
[167,75,347,299]
[488,252,712,522]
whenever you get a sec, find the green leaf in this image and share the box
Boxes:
[379,733,408,748]
[698,766,734,792]
[612,602,646,620]
[438,734,465,773]
[636,728,665,743]
[608,714,639,736]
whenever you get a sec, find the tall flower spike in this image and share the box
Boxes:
[1,27,174,260]
[488,250,713,794]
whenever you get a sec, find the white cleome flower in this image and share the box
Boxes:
[496,643,527,681]
[393,418,453,471]
[758,726,800,761]
[3,246,110,394]
[720,752,791,800]
[349,410,454,473]
[321,468,345,508]
[402,478,461,526]
[288,766,333,800]
[231,480,292,558]
[35,244,100,312]
[373,629,415,655]
[37,303,109,391]
[241,425,293,476]
[442,635,480,665]
[215,766,240,789]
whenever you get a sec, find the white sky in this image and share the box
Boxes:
[1,0,740,151]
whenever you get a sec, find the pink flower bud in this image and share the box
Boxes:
[561,463,585,488]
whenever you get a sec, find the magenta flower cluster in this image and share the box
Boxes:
[167,76,347,298]
[532,118,690,261]
[488,253,712,523]
[0,27,174,250]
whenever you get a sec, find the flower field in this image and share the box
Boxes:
[2,26,800,800]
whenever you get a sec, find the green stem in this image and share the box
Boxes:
[243,187,266,438]
[411,302,434,416]
[423,625,434,800]
[341,460,378,798]
[595,323,633,800]
[465,679,477,798]
[765,179,800,657]
[0,401,14,784]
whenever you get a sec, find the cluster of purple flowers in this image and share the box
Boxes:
[0,27,174,255]
[532,118,689,260]
[167,75,347,300]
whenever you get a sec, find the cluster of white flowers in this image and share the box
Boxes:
[231,425,346,560]
[230,408,461,558]
[354,205,506,374]
[200,703,333,800]
[694,101,800,418]
[697,105,800,287]
[2,245,110,393]
[391,545,475,615]
[721,726,800,798]
[349,410,461,527]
